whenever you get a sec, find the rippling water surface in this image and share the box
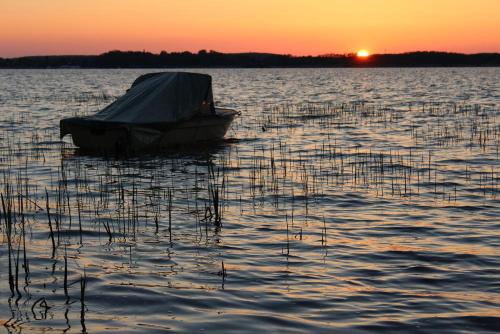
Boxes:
[0,68,499,333]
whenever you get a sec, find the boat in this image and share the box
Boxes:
[60,72,239,152]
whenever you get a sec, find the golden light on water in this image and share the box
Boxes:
[357,50,370,57]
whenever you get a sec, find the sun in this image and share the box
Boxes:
[357,50,370,58]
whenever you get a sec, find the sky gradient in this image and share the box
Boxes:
[1,0,499,57]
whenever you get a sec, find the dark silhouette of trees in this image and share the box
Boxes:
[0,50,498,68]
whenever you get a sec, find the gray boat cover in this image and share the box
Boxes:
[88,72,214,124]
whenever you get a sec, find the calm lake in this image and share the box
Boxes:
[0,68,499,333]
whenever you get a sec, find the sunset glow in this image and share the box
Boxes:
[357,50,370,57]
[0,0,499,57]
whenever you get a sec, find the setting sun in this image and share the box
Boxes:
[357,50,370,57]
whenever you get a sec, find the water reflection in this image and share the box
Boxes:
[0,69,499,333]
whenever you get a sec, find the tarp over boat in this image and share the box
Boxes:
[91,71,214,124]
[94,72,213,124]
[61,72,215,139]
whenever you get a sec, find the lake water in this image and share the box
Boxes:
[0,68,499,333]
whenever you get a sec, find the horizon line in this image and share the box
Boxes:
[3,49,500,59]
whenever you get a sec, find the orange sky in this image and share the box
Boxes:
[1,0,498,57]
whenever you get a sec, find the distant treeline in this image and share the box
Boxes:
[0,50,499,68]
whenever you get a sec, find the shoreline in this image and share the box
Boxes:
[1,50,499,69]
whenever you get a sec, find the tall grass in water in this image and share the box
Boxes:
[0,101,497,330]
